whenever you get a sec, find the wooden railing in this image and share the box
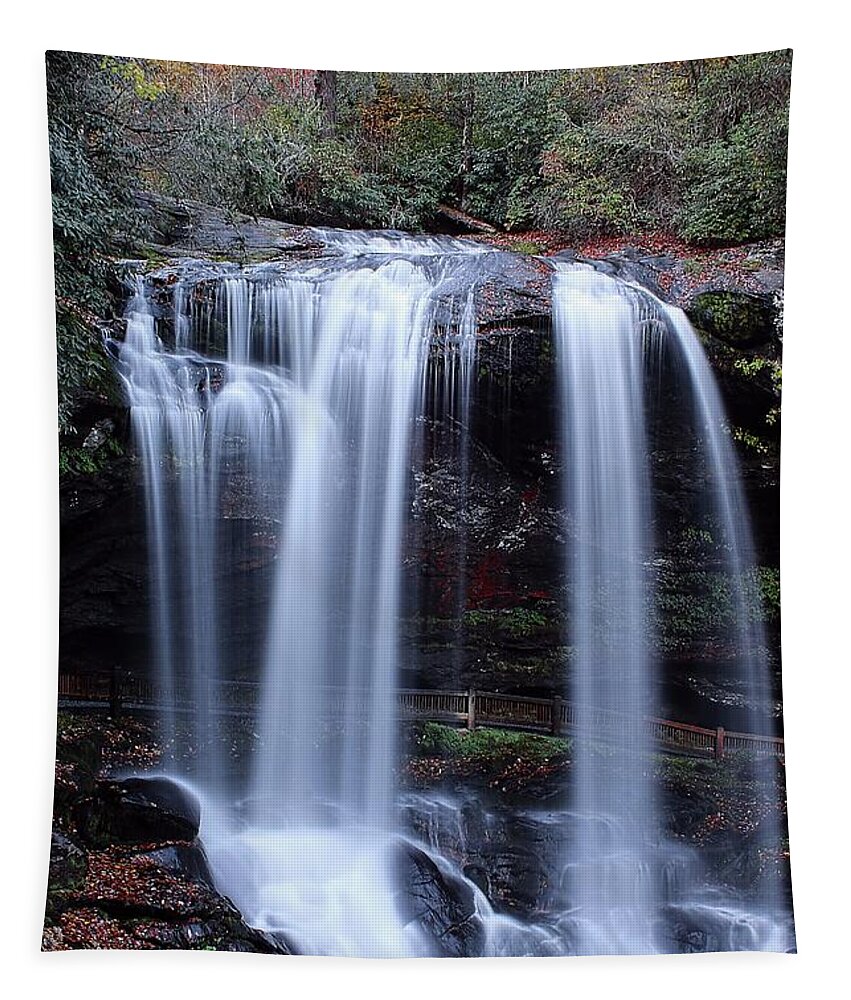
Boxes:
[57,672,784,760]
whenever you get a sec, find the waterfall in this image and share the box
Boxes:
[660,304,777,733]
[248,262,434,831]
[658,302,787,922]
[550,262,792,954]
[117,238,791,958]
[552,265,660,954]
[118,251,482,956]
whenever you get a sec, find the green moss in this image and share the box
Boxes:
[463,607,552,638]
[489,649,567,679]
[656,529,780,648]
[688,290,773,347]
[509,240,544,256]
[414,722,569,762]
[137,247,170,267]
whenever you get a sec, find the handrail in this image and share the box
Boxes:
[56,672,784,760]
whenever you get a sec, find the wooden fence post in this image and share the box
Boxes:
[467,688,476,731]
[551,695,563,736]
[715,726,725,760]
[109,665,122,719]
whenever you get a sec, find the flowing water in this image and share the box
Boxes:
[552,265,660,954]
[550,263,792,954]
[116,235,792,957]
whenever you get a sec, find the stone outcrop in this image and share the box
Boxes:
[45,742,290,954]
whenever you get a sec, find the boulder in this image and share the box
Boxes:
[134,191,325,262]
[400,795,567,916]
[80,776,201,846]
[141,841,215,889]
[47,832,87,896]
[394,842,486,957]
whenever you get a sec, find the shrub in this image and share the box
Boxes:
[679,108,789,243]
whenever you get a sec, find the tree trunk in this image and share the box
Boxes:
[458,81,475,210]
[314,70,338,137]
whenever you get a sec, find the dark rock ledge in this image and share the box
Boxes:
[44,729,290,954]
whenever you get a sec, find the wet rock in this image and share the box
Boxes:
[660,902,783,954]
[80,776,201,846]
[142,841,215,889]
[81,417,115,452]
[47,832,88,902]
[430,251,552,331]
[59,456,149,677]
[46,824,290,953]
[134,191,325,262]
[395,842,486,957]
[401,795,567,916]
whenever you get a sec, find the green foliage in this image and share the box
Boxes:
[522,53,790,242]
[58,435,124,478]
[101,56,165,101]
[680,108,789,243]
[528,126,638,235]
[656,526,780,648]
[414,722,568,762]
[463,74,555,226]
[733,356,781,383]
[756,567,781,621]
[731,426,771,455]
[47,51,140,438]
[675,53,790,242]
[463,607,550,637]
[49,53,790,248]
[46,53,791,450]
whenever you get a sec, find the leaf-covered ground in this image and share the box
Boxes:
[44,712,285,953]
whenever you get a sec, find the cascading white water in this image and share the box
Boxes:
[552,265,660,954]
[120,277,293,775]
[658,301,788,923]
[118,239,791,958]
[550,262,792,954]
[429,288,478,680]
[119,249,494,956]
[659,304,776,731]
[310,226,488,257]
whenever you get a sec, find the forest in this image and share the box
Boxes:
[48,50,790,447]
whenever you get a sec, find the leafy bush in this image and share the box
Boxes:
[679,109,789,243]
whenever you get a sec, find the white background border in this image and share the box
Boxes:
[2,3,848,997]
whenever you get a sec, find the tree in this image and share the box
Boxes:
[314,70,338,136]
[47,51,140,445]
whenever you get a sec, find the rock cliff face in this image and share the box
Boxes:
[59,196,783,730]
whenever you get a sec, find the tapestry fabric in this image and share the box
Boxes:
[45,50,794,957]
